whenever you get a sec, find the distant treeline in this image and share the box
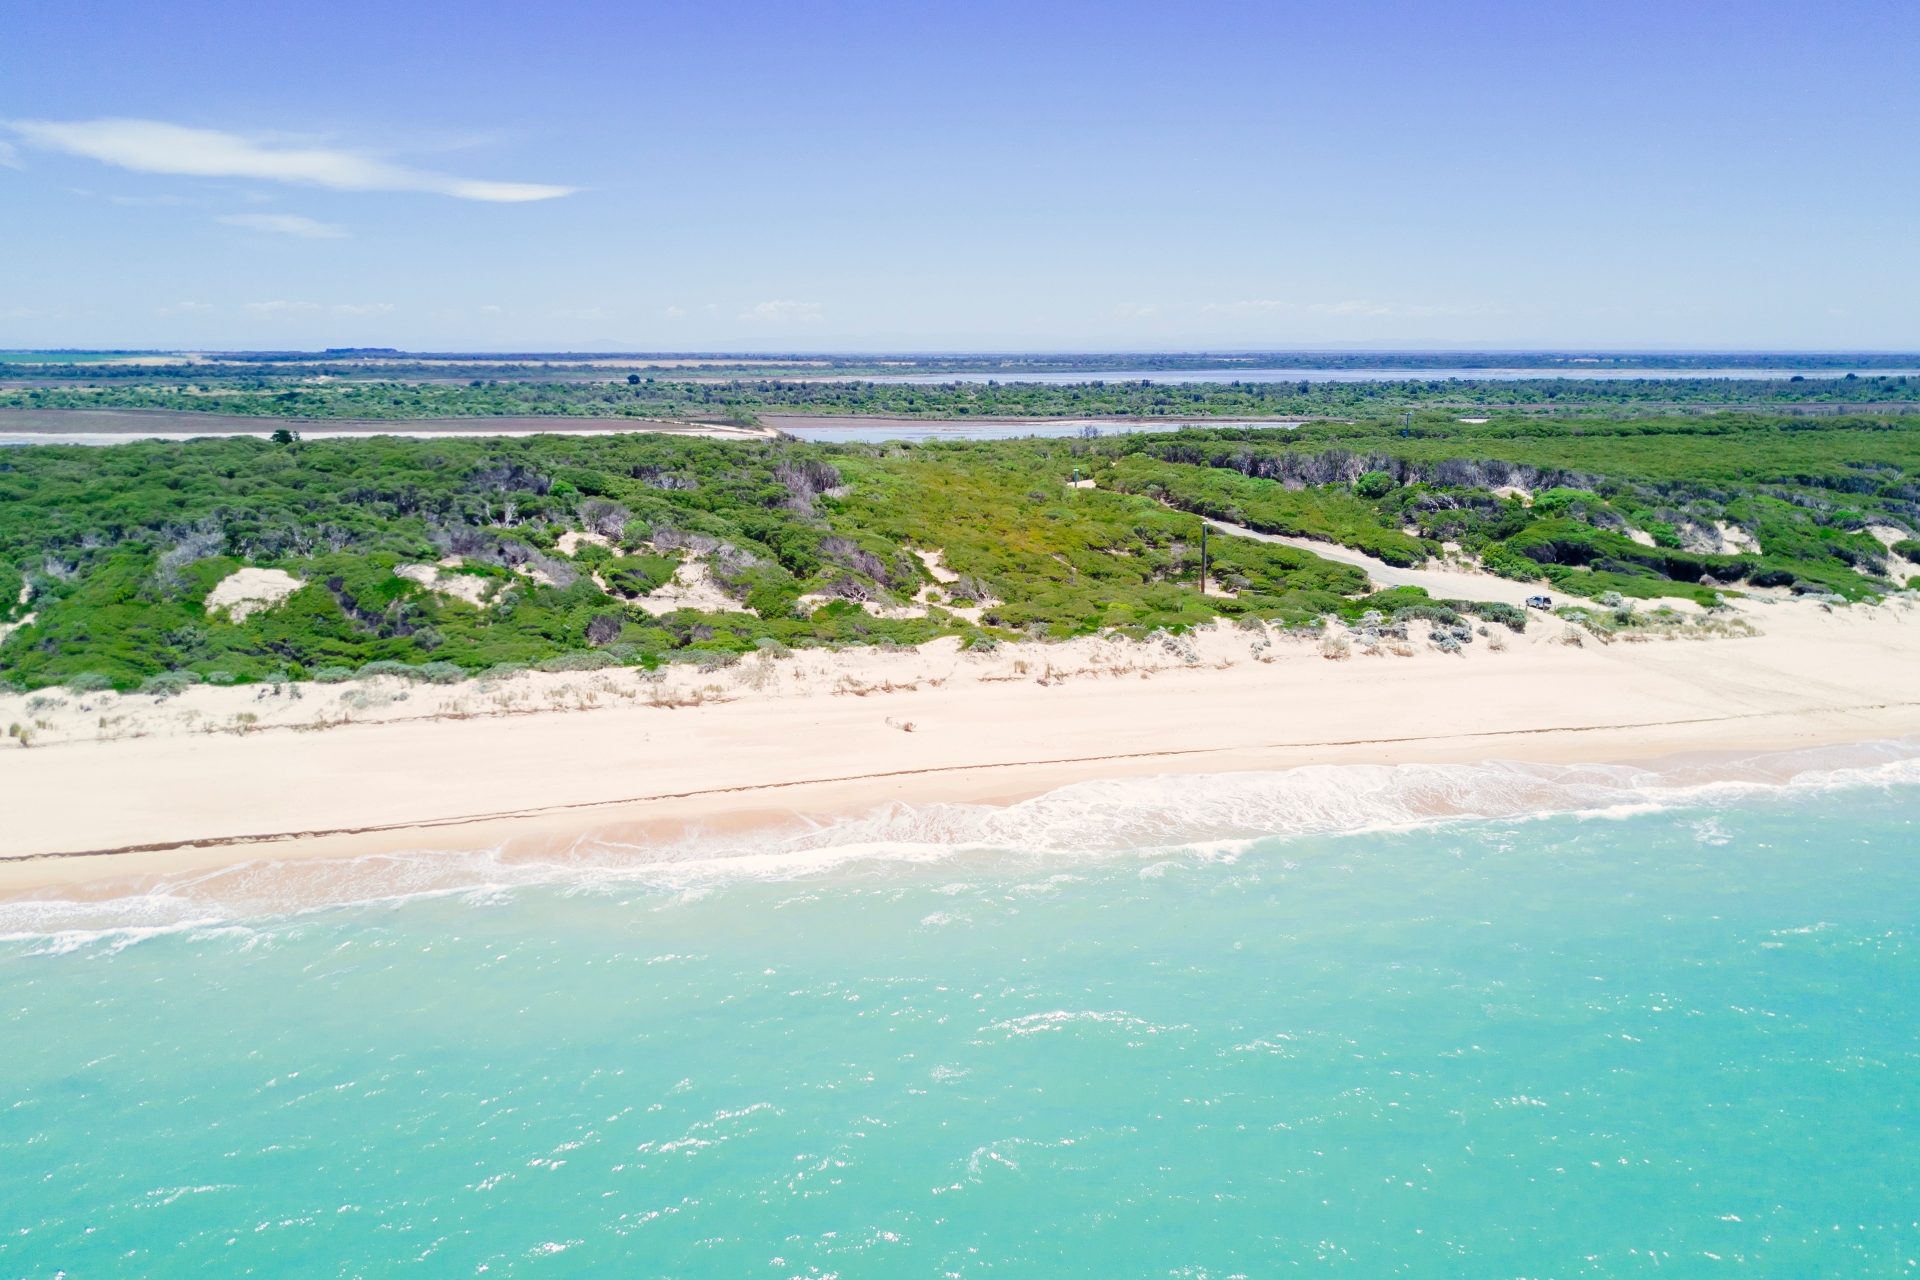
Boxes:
[5,374,1920,421]
[7,349,1920,386]
[11,349,1919,372]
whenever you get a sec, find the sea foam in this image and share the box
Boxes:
[6,736,1919,946]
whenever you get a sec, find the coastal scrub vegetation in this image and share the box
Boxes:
[1117,413,1920,602]
[2,411,1915,690]
[0,433,1364,689]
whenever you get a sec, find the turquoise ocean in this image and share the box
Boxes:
[4,746,1918,1276]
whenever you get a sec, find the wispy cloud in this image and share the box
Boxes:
[245,300,391,316]
[217,212,348,239]
[1118,298,1495,322]
[1197,299,1394,318]
[112,192,198,207]
[6,118,574,203]
[0,139,19,169]
[743,299,824,325]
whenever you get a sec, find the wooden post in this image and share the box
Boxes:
[1199,520,1209,594]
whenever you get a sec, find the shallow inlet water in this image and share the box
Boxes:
[3,750,1918,1276]
[0,419,1304,447]
[774,418,1302,443]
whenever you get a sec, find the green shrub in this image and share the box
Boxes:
[1463,601,1527,632]
[1355,471,1396,499]
[536,651,618,673]
[602,554,679,598]
[1392,603,1463,627]
[138,671,200,699]
[0,563,24,621]
[355,659,421,682]
[312,666,355,684]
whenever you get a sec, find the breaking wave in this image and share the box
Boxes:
[6,737,1919,948]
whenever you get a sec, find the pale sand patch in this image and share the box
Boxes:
[1717,521,1761,555]
[4,594,1919,888]
[1867,525,1913,551]
[0,581,32,645]
[1626,529,1657,548]
[1492,485,1533,505]
[632,561,755,617]
[515,564,560,588]
[395,561,493,607]
[1868,525,1919,584]
[557,530,613,557]
[203,568,301,621]
[905,549,998,621]
[914,548,961,585]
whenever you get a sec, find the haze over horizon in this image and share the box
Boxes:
[3,0,1915,352]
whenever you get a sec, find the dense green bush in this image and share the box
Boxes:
[2,411,1915,688]
[137,670,199,699]
[602,553,679,597]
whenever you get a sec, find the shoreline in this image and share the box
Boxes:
[7,597,1920,898]
[0,406,1310,441]
[10,703,1917,870]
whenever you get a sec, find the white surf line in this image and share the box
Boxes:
[12,699,1917,863]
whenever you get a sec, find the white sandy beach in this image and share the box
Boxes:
[4,592,1919,896]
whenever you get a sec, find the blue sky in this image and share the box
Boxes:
[2,0,1914,352]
